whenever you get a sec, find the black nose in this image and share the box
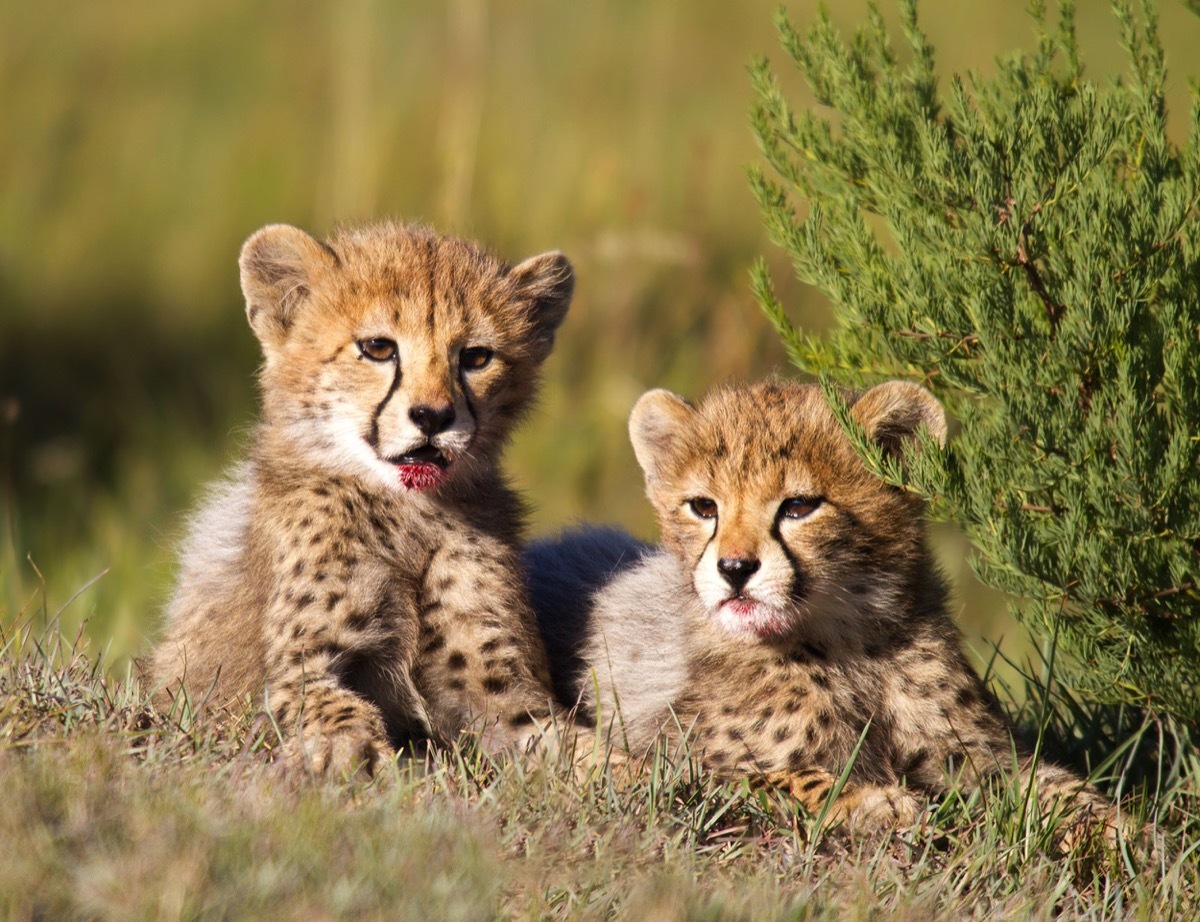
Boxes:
[409,404,456,435]
[717,557,760,592]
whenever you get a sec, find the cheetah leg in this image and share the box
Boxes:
[918,737,1128,851]
[415,539,561,757]
[758,768,922,833]
[1015,758,1132,852]
[265,615,394,778]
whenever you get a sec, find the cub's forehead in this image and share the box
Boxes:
[321,223,513,329]
[680,382,847,488]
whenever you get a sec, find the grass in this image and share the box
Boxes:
[4,614,1198,921]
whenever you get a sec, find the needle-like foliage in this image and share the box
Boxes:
[750,0,1200,731]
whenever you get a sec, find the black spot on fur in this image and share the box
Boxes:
[446,651,468,671]
[899,749,930,777]
[483,676,508,694]
[801,776,826,794]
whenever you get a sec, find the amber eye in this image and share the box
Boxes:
[687,497,718,519]
[358,338,397,362]
[780,496,823,520]
[461,346,494,370]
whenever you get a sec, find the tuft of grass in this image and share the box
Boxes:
[3,619,1198,920]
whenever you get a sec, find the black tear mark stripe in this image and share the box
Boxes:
[367,361,403,450]
[700,512,719,561]
[457,362,477,429]
[769,519,808,601]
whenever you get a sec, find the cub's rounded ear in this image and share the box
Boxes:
[629,389,695,487]
[506,251,574,361]
[850,381,947,455]
[239,224,339,350]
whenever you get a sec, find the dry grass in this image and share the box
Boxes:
[3,618,1197,921]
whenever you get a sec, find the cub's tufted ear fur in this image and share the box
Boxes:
[629,389,696,490]
[239,224,339,350]
[850,381,947,457]
[506,251,574,361]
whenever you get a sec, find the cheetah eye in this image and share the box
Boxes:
[780,496,823,520]
[358,338,397,362]
[687,497,718,519]
[460,346,494,370]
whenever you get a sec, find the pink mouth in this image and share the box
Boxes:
[395,462,447,492]
[725,599,758,618]
[385,443,452,492]
[718,597,790,639]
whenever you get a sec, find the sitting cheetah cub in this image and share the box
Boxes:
[152,221,572,775]
[528,380,1114,840]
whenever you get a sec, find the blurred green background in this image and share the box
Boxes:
[2,0,1197,669]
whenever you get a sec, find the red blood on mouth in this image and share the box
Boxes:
[396,463,447,491]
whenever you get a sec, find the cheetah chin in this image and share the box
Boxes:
[713,598,793,640]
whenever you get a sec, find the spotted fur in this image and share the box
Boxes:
[152,221,572,775]
[528,380,1115,840]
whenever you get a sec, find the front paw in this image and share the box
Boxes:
[284,707,393,779]
[839,784,923,833]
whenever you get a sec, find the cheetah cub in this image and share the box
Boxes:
[528,380,1114,840]
[152,221,572,775]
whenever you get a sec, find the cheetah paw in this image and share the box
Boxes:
[842,785,924,834]
[286,724,392,779]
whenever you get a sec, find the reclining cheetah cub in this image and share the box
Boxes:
[528,379,1114,840]
[152,221,572,775]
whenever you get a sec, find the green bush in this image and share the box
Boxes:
[750,0,1199,731]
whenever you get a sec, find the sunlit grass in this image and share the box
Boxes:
[2,618,1197,920]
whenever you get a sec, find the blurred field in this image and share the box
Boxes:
[2,0,1198,667]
